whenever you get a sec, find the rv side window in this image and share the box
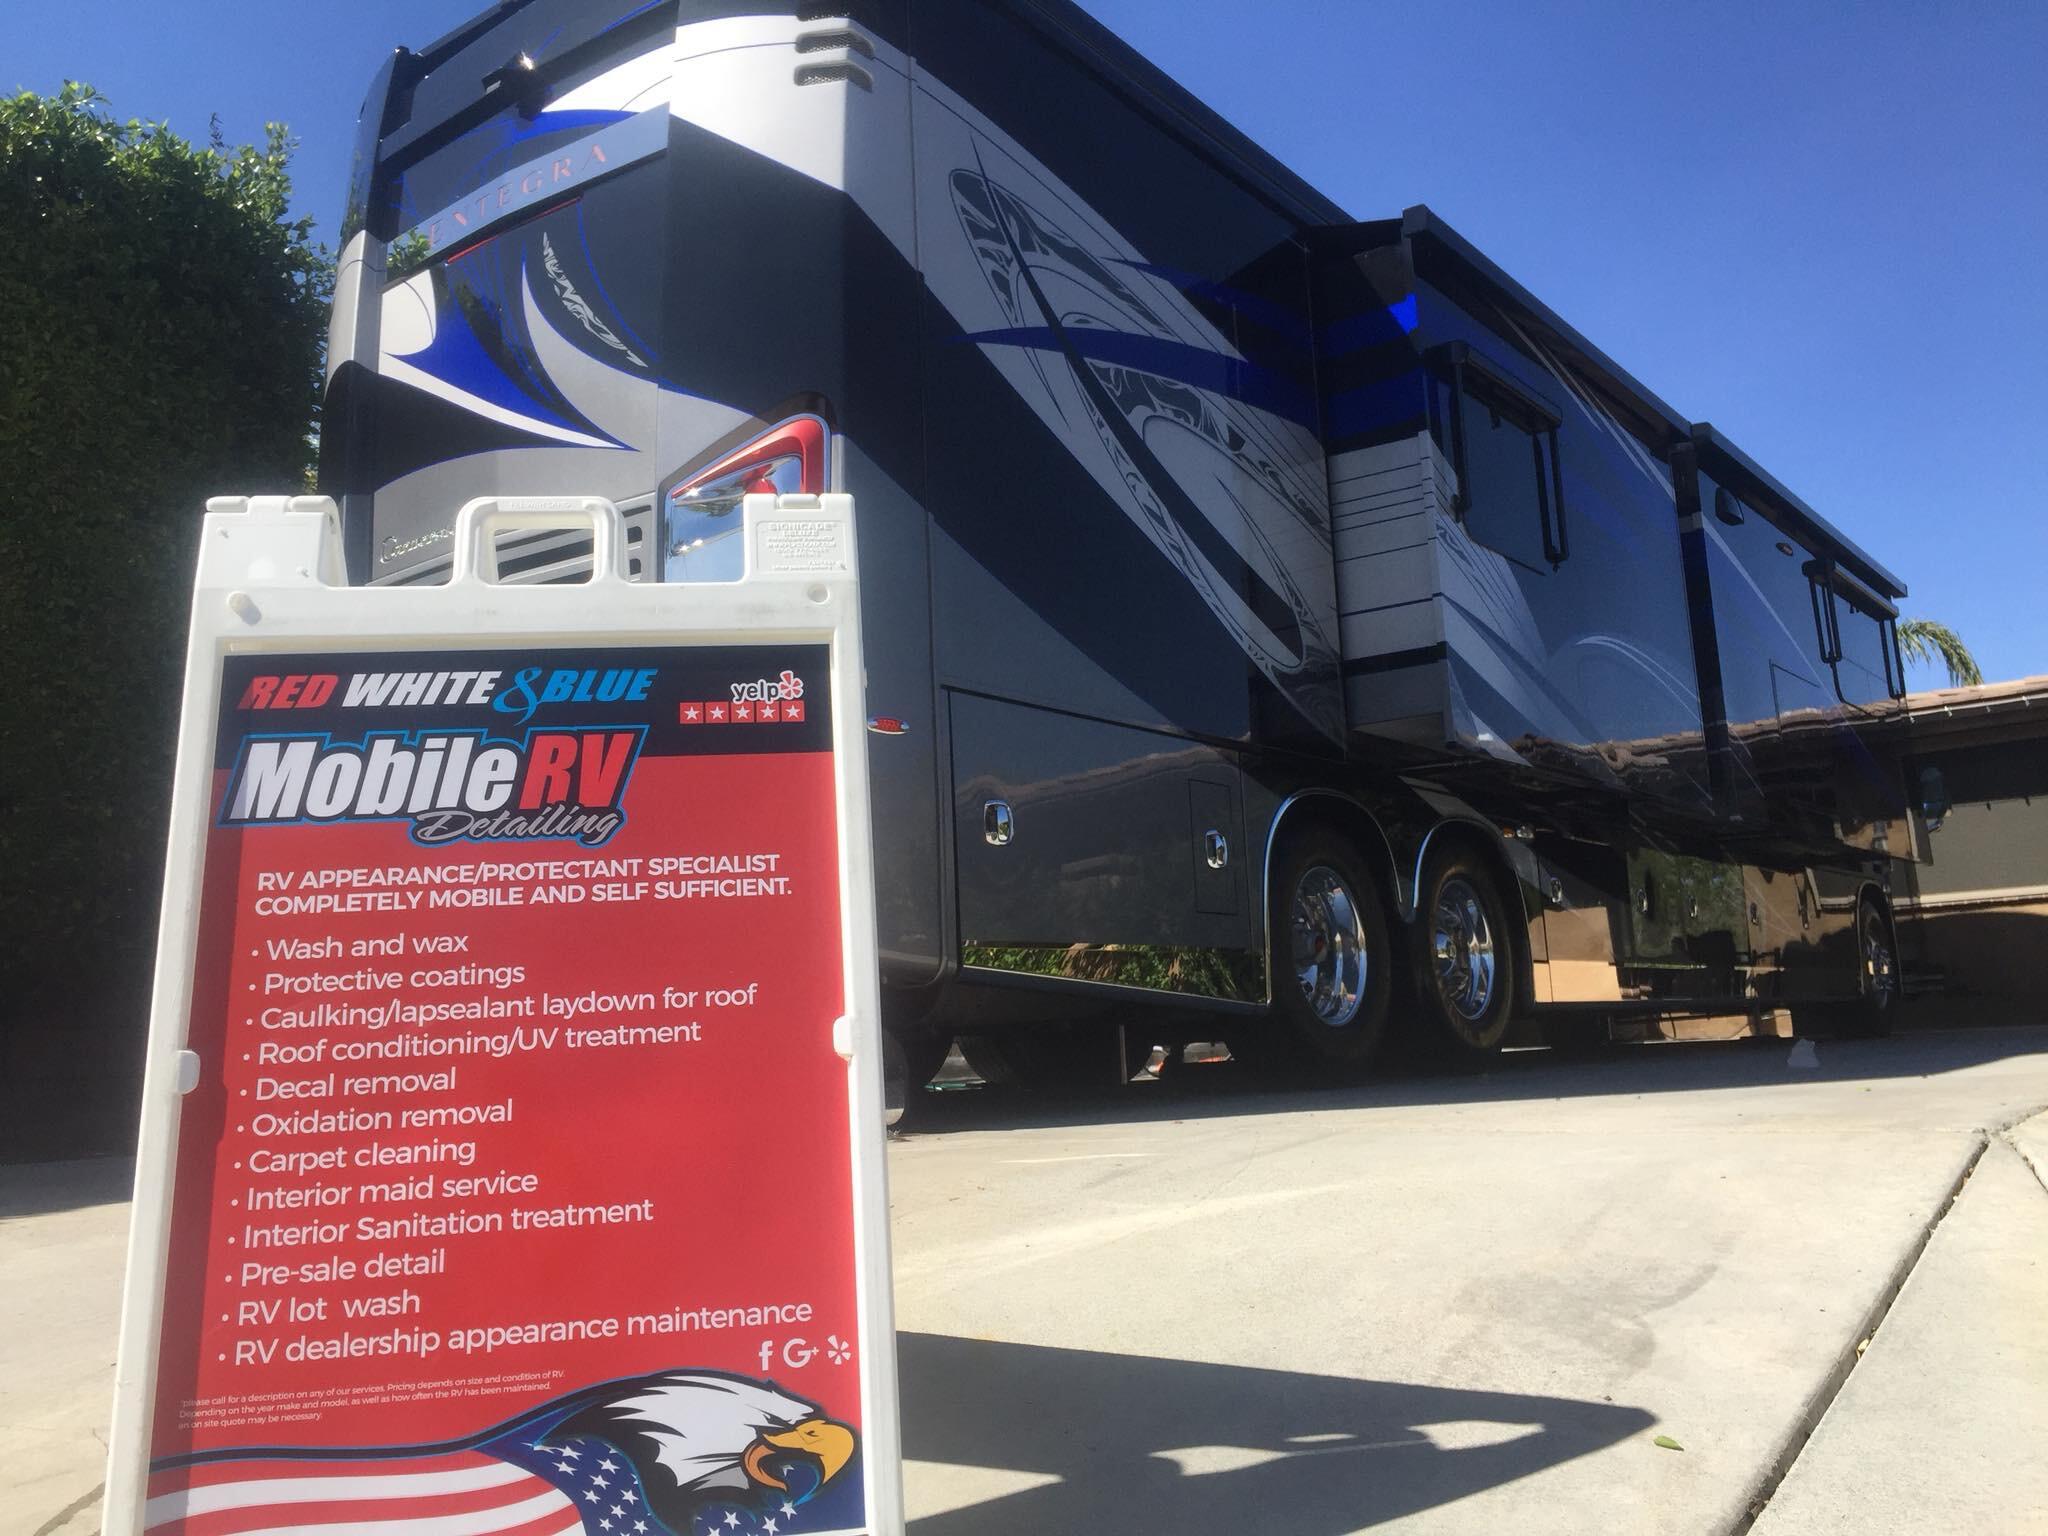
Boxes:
[1832,593,1899,707]
[1706,511,1835,729]
[1452,371,1561,574]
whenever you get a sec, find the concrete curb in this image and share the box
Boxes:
[1747,1108,2048,1534]
[1728,1132,1991,1531]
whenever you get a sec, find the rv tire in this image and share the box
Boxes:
[1412,847,1518,1063]
[1256,827,1392,1070]
[1838,896,1901,1038]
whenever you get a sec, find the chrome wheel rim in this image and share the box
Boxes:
[1863,909,1897,1006]
[1293,865,1367,1028]
[1432,876,1497,1028]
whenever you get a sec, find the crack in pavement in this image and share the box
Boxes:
[29,1479,102,1536]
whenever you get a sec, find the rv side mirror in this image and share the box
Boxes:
[1916,765,1952,833]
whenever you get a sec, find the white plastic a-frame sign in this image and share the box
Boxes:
[105,493,902,1536]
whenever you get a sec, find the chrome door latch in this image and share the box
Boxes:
[983,801,1014,847]
[1204,829,1229,870]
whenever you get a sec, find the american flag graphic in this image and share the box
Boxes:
[145,1444,601,1536]
[143,1373,864,1536]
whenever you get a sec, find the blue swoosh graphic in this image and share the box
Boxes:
[958,325,1319,431]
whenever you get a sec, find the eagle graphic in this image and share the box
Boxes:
[556,1370,859,1525]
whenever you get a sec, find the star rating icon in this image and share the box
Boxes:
[679,696,807,725]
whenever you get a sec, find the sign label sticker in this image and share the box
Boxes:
[147,643,867,1536]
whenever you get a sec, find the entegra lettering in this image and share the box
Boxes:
[421,141,613,253]
[221,729,643,848]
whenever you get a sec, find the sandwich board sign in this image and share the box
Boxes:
[104,493,902,1536]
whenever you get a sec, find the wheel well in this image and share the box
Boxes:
[1412,820,1536,1015]
[1265,792,1402,933]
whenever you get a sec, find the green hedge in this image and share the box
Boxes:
[0,84,331,1029]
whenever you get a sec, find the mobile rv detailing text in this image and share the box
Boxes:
[152,645,864,1459]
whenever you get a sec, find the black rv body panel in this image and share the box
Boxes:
[1683,428,1911,860]
[1313,213,1908,845]
[323,0,1916,1038]
[1319,216,1711,819]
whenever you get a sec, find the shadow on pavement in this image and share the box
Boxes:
[899,1332,1654,1534]
[0,1155,134,1220]
[898,1025,2048,1138]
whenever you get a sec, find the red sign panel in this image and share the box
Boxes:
[144,643,869,1536]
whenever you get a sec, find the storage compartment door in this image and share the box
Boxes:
[951,693,1258,1000]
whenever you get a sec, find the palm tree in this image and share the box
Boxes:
[1896,619,1983,689]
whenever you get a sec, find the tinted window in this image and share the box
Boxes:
[1701,479,1834,731]
[1459,382,1552,572]
[1834,599,1895,707]
[396,0,688,153]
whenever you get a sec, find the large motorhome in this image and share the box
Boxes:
[321,0,1922,1089]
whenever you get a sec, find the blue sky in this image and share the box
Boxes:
[13,0,2045,684]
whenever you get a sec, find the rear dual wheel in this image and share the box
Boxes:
[1410,847,1518,1064]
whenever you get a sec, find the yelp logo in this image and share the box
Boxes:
[731,670,805,703]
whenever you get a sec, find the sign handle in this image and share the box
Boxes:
[450,495,630,585]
